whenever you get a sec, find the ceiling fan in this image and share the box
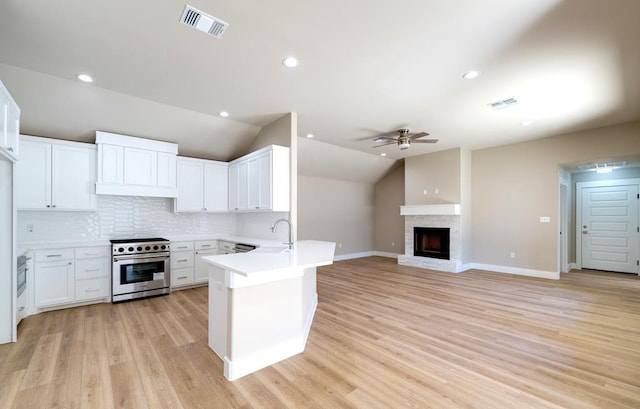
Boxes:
[370,128,438,150]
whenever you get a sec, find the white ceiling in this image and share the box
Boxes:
[0,0,639,163]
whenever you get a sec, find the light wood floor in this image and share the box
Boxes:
[1,257,639,408]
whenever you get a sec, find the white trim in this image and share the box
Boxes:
[558,177,570,273]
[333,251,376,261]
[96,131,178,153]
[569,263,578,271]
[224,336,304,381]
[400,204,460,216]
[302,293,318,344]
[467,263,559,280]
[373,251,400,259]
[95,183,178,198]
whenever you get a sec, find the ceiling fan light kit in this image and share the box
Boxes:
[369,128,438,151]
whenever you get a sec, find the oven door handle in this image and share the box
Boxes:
[113,253,169,263]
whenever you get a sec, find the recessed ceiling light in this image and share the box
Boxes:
[520,120,533,126]
[462,70,480,80]
[306,134,314,139]
[282,56,299,68]
[380,153,387,157]
[219,111,229,117]
[76,74,93,83]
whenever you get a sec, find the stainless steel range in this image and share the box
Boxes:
[111,238,171,302]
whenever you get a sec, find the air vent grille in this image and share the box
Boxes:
[488,97,518,110]
[180,5,229,39]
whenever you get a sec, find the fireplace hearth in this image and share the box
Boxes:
[414,227,450,260]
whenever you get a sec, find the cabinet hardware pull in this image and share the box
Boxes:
[84,253,100,256]
[84,268,100,272]
[178,259,188,262]
[85,288,99,292]
[46,205,51,208]
[177,246,188,249]
[7,147,13,152]
[18,306,25,311]
[201,245,210,247]
[47,254,62,258]
[178,275,188,279]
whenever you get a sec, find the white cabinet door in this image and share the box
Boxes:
[194,248,216,284]
[237,161,248,211]
[4,103,19,159]
[123,147,156,186]
[16,139,52,209]
[98,144,123,184]
[228,162,239,211]
[34,260,75,307]
[157,152,177,189]
[203,162,228,212]
[247,156,260,210]
[51,144,97,210]
[176,159,204,211]
[258,151,272,210]
[0,80,20,160]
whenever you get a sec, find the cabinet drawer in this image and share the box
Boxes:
[35,248,74,262]
[75,278,110,301]
[171,267,194,287]
[171,251,194,269]
[218,241,235,252]
[75,257,110,280]
[171,241,194,252]
[195,240,217,250]
[75,246,110,259]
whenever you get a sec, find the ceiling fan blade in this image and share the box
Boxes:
[371,141,397,148]
[409,132,430,140]
[412,139,439,144]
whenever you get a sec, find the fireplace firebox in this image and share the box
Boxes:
[414,227,450,260]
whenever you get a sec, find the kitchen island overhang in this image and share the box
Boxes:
[202,240,336,381]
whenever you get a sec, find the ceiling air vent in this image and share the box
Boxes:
[488,97,518,110]
[180,5,229,39]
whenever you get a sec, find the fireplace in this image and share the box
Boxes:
[414,227,450,260]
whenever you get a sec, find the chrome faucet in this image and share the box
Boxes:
[271,218,294,249]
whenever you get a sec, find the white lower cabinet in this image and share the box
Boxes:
[170,240,217,288]
[34,246,110,308]
[34,249,75,307]
[195,240,218,284]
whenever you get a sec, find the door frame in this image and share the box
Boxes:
[558,177,570,273]
[575,178,640,270]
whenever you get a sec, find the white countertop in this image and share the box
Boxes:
[202,240,336,277]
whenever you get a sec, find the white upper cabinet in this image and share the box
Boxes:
[175,157,228,212]
[0,80,20,161]
[95,131,178,198]
[16,136,97,211]
[228,145,289,212]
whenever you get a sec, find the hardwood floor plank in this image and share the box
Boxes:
[1,258,639,408]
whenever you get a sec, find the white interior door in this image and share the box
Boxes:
[581,184,639,273]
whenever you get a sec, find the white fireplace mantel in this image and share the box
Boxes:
[400,204,460,216]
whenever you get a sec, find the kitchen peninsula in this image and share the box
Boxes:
[203,240,336,380]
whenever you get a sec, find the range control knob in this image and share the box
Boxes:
[118,247,125,253]
[153,245,159,250]
[137,246,142,251]
[145,246,150,251]
[161,245,166,250]
[128,246,134,252]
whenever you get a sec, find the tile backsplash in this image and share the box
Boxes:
[18,195,237,243]
[18,195,291,244]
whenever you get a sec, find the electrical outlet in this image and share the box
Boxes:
[391,241,395,247]
[435,188,439,194]
[510,252,516,259]
[338,243,342,248]
[423,189,428,195]
[27,224,34,233]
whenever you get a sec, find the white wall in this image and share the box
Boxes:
[298,175,375,256]
[236,212,290,243]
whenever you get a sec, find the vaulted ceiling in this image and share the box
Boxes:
[1,0,638,168]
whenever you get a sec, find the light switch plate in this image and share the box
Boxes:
[539,216,551,223]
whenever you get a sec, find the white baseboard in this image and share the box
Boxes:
[373,251,400,259]
[334,251,376,261]
[302,293,318,344]
[466,263,559,280]
[568,263,578,271]
[334,251,400,261]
